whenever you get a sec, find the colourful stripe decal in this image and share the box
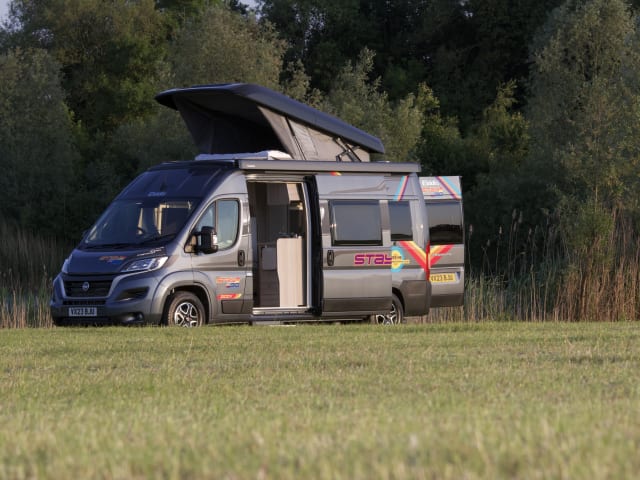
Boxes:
[429,244,453,267]
[398,240,428,273]
[217,293,243,300]
[436,176,461,200]
[394,176,409,200]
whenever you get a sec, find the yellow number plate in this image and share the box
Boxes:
[430,273,456,283]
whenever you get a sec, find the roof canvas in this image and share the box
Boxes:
[155,83,385,162]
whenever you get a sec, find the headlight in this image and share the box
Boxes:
[61,256,71,274]
[121,256,168,273]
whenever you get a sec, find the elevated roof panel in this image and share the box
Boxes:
[155,83,385,159]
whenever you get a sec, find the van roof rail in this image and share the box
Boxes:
[237,159,420,174]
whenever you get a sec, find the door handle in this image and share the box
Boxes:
[238,250,246,266]
[327,250,334,266]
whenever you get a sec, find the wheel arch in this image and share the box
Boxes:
[165,285,211,324]
[392,287,405,311]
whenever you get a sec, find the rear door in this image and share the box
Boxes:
[315,174,391,316]
[420,176,465,307]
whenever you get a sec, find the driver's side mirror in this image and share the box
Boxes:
[197,226,218,254]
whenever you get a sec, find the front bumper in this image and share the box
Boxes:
[49,272,163,326]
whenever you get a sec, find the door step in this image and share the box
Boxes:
[250,308,315,325]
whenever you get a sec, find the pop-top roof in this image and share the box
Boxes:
[155,83,384,162]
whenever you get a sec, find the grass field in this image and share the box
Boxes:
[1,322,639,479]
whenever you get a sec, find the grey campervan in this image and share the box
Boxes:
[50,84,430,326]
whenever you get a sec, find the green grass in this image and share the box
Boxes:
[1,323,639,479]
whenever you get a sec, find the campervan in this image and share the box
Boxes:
[50,84,430,326]
[420,176,465,307]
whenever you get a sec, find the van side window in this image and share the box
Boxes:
[196,199,240,249]
[330,200,382,246]
[427,201,463,245]
[389,201,413,241]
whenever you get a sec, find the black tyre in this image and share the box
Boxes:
[163,291,206,327]
[373,294,405,325]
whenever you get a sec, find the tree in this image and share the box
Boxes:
[0,48,77,237]
[258,0,564,130]
[323,49,426,162]
[169,3,288,89]
[527,0,640,217]
[257,0,364,92]
[422,0,565,130]
[524,0,640,319]
[101,3,311,200]
[439,82,542,274]
[2,0,168,134]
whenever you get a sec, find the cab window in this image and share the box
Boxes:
[196,199,240,249]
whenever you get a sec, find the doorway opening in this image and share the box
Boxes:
[247,181,310,311]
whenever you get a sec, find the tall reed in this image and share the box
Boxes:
[3,208,639,327]
[0,218,70,328]
[426,209,640,322]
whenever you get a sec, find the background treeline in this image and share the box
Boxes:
[1,0,640,323]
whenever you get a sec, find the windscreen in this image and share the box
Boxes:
[81,198,199,248]
[81,164,227,249]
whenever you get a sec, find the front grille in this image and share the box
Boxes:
[64,280,113,298]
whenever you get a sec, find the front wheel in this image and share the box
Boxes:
[373,294,405,325]
[163,292,205,327]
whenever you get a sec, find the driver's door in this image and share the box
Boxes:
[190,197,251,322]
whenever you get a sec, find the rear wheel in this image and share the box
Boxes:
[163,292,205,327]
[373,294,405,325]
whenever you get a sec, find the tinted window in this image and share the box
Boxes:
[389,201,413,241]
[196,199,240,250]
[119,165,227,200]
[330,200,382,246]
[427,201,463,245]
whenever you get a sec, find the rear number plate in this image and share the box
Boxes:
[430,273,456,283]
[68,307,97,317]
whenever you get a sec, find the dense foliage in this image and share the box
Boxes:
[1,0,640,319]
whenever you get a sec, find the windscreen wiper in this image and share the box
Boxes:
[136,234,176,245]
[83,243,133,250]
